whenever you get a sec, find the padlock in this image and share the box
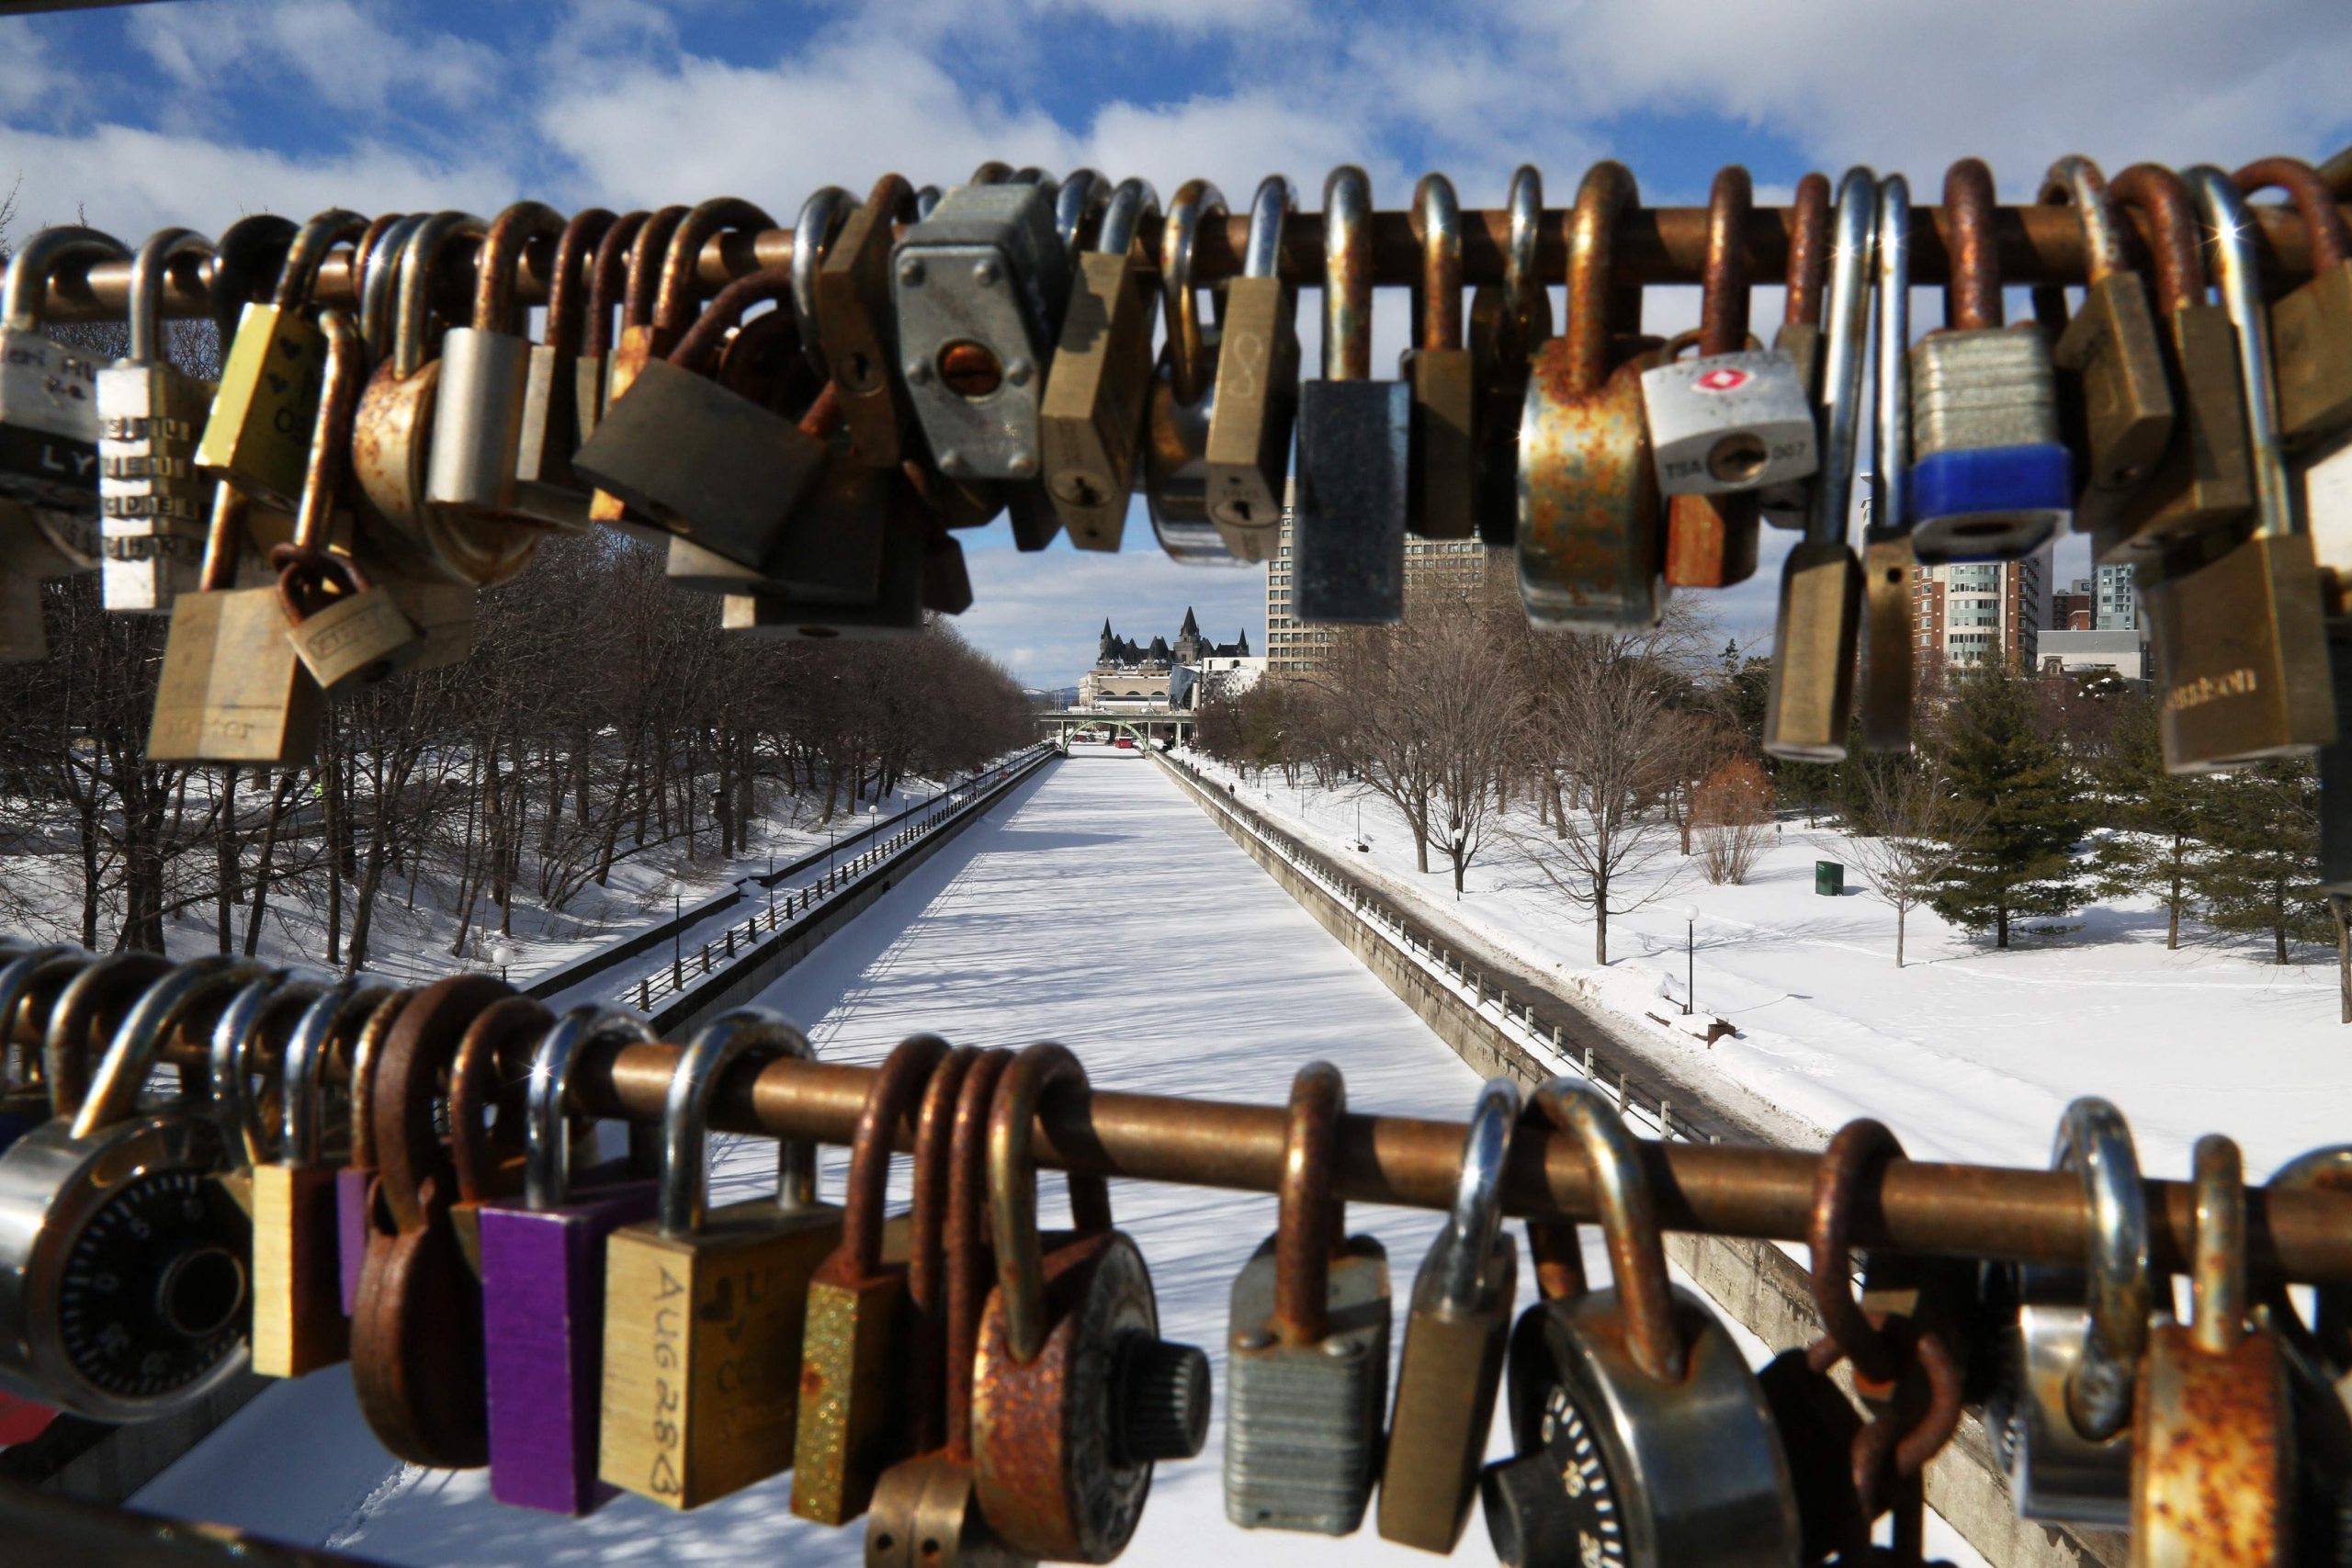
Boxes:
[206,966,327,1228]
[894,179,1071,484]
[572,266,832,568]
[1297,165,1407,623]
[820,175,922,468]
[443,995,551,1282]
[2131,1134,2292,1566]
[794,1033,951,1526]
[718,479,926,640]
[600,1006,843,1509]
[793,182,854,381]
[425,199,571,527]
[1646,166,1792,590]
[1224,1061,1391,1536]
[334,988,407,1320]
[1519,161,1667,631]
[1861,172,1917,756]
[0,956,261,1419]
[2234,157,2352,450]
[1204,175,1302,562]
[971,1043,1210,1562]
[509,207,616,527]
[2251,1148,2352,1562]
[1142,178,1238,565]
[349,973,515,1468]
[1042,176,1161,551]
[1465,165,1553,548]
[1402,172,1478,542]
[197,210,364,512]
[1377,1077,1521,1554]
[2088,164,2255,565]
[1988,1098,2151,1528]
[34,949,172,1131]
[250,976,389,1379]
[1480,1080,1798,1568]
[865,1047,1031,1568]
[1907,158,2073,564]
[2143,167,2336,773]
[1763,166,1875,763]
[479,1006,662,1516]
[573,209,650,451]
[97,227,218,614]
[1758,172,1831,533]
[0,942,88,1152]
[2044,156,2175,511]
[1,226,130,518]
[146,480,324,766]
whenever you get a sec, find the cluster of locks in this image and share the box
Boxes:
[1,939,2350,1565]
[2,152,2350,777]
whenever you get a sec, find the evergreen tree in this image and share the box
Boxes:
[2188,761,2327,964]
[1929,660,2088,947]
[2090,695,2211,950]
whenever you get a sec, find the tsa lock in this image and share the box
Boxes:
[1479,1080,1798,1568]
[1223,1061,1392,1536]
[971,1043,1210,1563]
[1378,1076,1521,1553]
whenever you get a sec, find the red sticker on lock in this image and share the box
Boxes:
[1693,367,1751,393]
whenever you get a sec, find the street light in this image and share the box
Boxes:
[1672,903,1699,1015]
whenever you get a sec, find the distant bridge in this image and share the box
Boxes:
[1035,708,1197,749]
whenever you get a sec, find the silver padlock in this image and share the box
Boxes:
[1991,1097,2151,1529]
[1225,1062,1391,1537]
[1480,1081,1799,1568]
[1144,178,1238,565]
[892,180,1070,483]
[1640,348,1816,497]
[98,228,217,613]
[426,201,569,528]
[0,954,269,1420]
[1,226,131,515]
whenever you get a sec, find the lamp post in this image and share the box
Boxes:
[1673,903,1699,1015]
[766,854,775,921]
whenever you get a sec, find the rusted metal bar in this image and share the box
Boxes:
[32,199,2352,321]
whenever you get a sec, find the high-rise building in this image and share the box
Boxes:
[2050,578,2093,631]
[2095,562,2140,631]
[1912,543,2053,675]
[1263,488,1327,675]
[1265,484,1497,674]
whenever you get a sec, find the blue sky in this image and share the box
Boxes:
[6,0,2350,686]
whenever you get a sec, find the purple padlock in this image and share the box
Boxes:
[335,989,409,1318]
[480,1006,661,1516]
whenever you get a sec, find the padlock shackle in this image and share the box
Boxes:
[2188,164,2301,547]
[2038,156,2129,288]
[2231,156,2351,275]
[1805,1117,1904,1390]
[1874,174,1912,535]
[655,197,774,345]
[206,212,297,343]
[0,945,85,1115]
[42,953,169,1127]
[345,988,408,1171]
[1501,164,1545,357]
[791,186,854,378]
[660,1006,817,1237]
[474,200,565,335]
[585,209,653,358]
[1162,178,1228,407]
[842,1034,951,1273]
[2050,1096,2151,1442]
[1533,1080,1686,1383]
[1057,169,1111,258]
[72,955,268,1143]
[989,1043,1115,1364]
[526,1005,657,1213]
[0,225,130,335]
[1564,161,1638,394]
[2188,1134,2249,1357]
[2261,1145,2352,1366]
[393,211,485,380]
[280,977,390,1169]
[1940,158,2001,331]
[446,994,550,1209]
[619,204,688,339]
[1240,175,1292,281]
[1432,1077,1519,1308]
[1272,1060,1346,1346]
[1412,172,1464,354]
[908,1045,980,1454]
[368,975,515,1233]
[947,1047,1015,1456]
[541,207,617,361]
[1699,165,1753,359]
[122,228,213,367]
[290,309,365,556]
[1322,165,1373,382]
[1783,171,1830,327]
[665,267,797,376]
[270,209,367,314]
[210,973,331,1169]
[1099,176,1162,262]
[358,214,424,364]
[2107,164,2206,318]
[1807,165,1877,549]
[865,172,919,224]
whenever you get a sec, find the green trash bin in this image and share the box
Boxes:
[1815,860,1844,897]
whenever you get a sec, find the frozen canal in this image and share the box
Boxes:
[134,751,1529,1567]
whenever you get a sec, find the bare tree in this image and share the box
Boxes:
[1846,755,1983,967]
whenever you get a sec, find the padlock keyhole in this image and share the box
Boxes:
[842,349,878,393]
[157,1246,245,1340]
[1707,433,1770,485]
[938,341,1003,399]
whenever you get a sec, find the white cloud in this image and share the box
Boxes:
[127,0,504,122]
[1032,0,1307,30]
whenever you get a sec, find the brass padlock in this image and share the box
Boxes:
[1377,1077,1521,1554]
[1758,172,1830,533]
[2233,157,2352,449]
[1041,176,1161,551]
[971,1043,1210,1562]
[147,480,323,766]
[1404,171,1477,541]
[1140,178,1232,564]
[1469,165,1552,547]
[819,174,922,468]
[2130,1134,2291,1567]
[510,206,617,525]
[197,209,364,512]
[573,210,651,452]
[794,1033,951,1526]
[2045,155,2175,503]
[600,1006,842,1509]
[1204,175,1301,562]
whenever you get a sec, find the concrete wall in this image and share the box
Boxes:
[1158,758,2122,1568]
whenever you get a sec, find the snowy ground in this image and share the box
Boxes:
[1182,752,2349,1187]
[130,749,1990,1568]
